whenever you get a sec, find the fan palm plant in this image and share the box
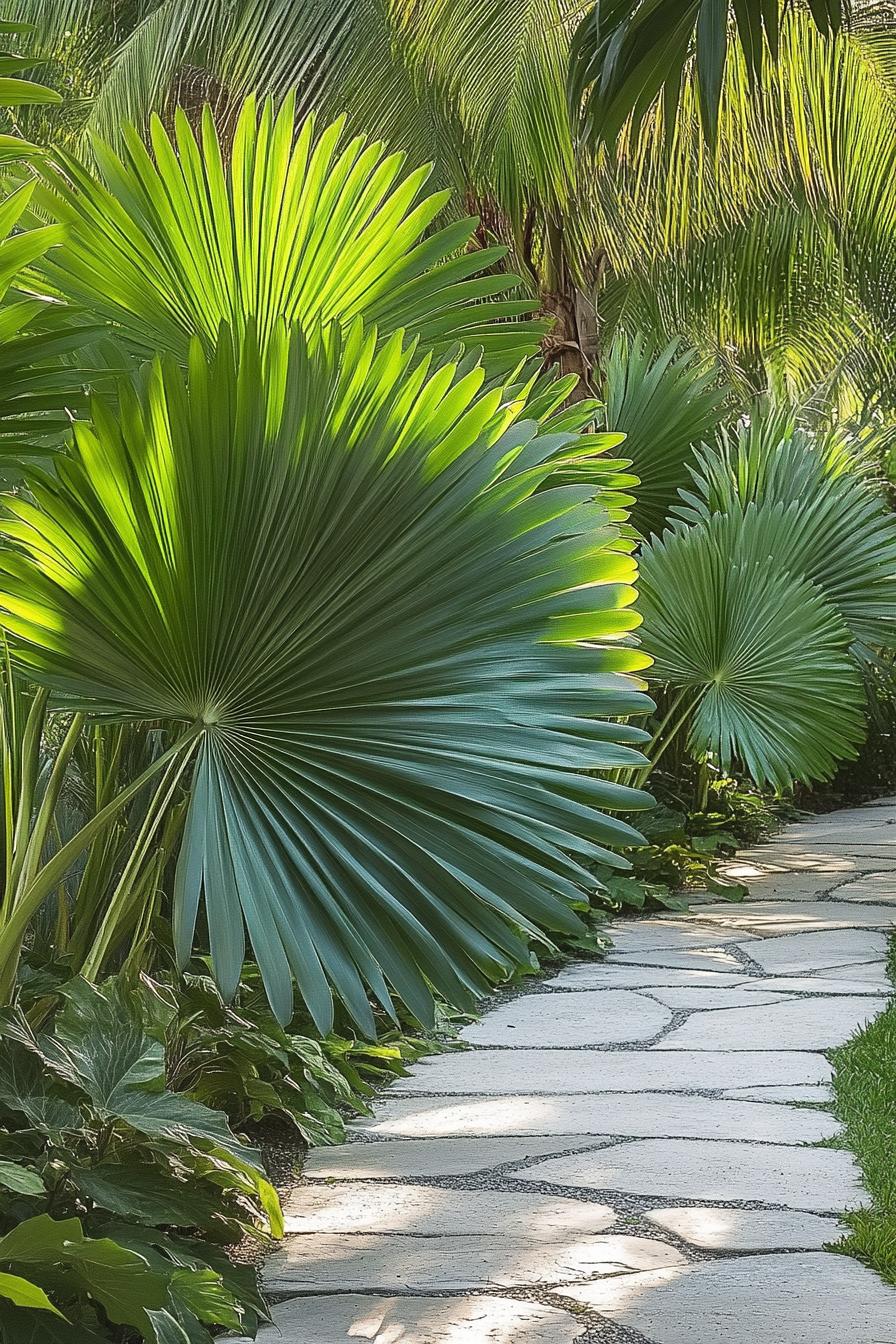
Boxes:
[0,320,654,1029]
[637,507,866,790]
[35,92,545,372]
[634,398,896,791]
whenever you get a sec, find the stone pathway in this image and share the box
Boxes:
[236,801,896,1343]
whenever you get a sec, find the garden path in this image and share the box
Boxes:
[236,800,896,1343]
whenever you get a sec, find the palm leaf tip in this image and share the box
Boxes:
[0,322,653,1030]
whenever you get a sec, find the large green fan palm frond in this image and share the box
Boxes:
[638,508,865,790]
[0,321,653,1031]
[601,331,731,537]
[675,414,896,651]
[36,92,546,371]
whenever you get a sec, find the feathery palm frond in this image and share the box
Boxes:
[569,0,847,147]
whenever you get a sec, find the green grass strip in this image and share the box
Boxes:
[827,935,896,1284]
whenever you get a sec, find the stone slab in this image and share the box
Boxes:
[264,1230,685,1292]
[282,1183,616,1236]
[716,865,843,900]
[741,928,888,973]
[303,1136,601,1179]
[836,872,896,902]
[560,1252,896,1344]
[779,819,896,844]
[232,1294,587,1343]
[738,974,891,994]
[644,1206,844,1250]
[607,921,759,953]
[545,965,748,990]
[608,947,746,971]
[392,1048,831,1095]
[685,900,896,933]
[461,989,671,1047]
[352,1090,839,1143]
[661,995,887,1051]
[732,847,896,874]
[643,987,797,1009]
[512,1139,864,1211]
[815,960,891,985]
[721,1084,833,1102]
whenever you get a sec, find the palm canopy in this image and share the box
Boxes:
[0,320,654,1030]
[569,0,846,146]
[36,92,545,371]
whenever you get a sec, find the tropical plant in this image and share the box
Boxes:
[0,318,654,1030]
[16,2,896,417]
[158,966,444,1143]
[0,974,278,1341]
[600,331,730,536]
[0,16,62,160]
[637,506,867,789]
[35,92,544,372]
[0,653,192,1001]
[568,0,846,146]
[675,409,896,653]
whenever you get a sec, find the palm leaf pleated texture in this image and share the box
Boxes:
[0,322,654,1030]
[36,92,545,371]
[637,508,866,791]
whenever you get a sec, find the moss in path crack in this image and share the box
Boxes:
[826,934,896,1284]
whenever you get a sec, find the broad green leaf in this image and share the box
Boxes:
[0,1215,168,1330]
[69,1165,220,1230]
[0,76,60,106]
[0,1271,62,1315]
[0,1161,43,1197]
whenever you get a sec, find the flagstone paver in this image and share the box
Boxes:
[742,927,889,973]
[352,1090,840,1142]
[460,987,672,1046]
[681,899,896,932]
[661,994,887,1050]
[836,872,896,902]
[234,1294,588,1343]
[390,1046,833,1093]
[265,1228,686,1292]
[644,1207,844,1250]
[281,1183,618,1236]
[246,802,896,1343]
[303,1135,603,1179]
[512,1138,865,1210]
[561,1253,896,1343]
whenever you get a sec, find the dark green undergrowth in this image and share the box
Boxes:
[827,936,896,1284]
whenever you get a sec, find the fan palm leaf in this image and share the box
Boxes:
[36,93,546,371]
[0,321,653,1031]
[675,414,896,652]
[638,507,865,789]
[601,332,730,536]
